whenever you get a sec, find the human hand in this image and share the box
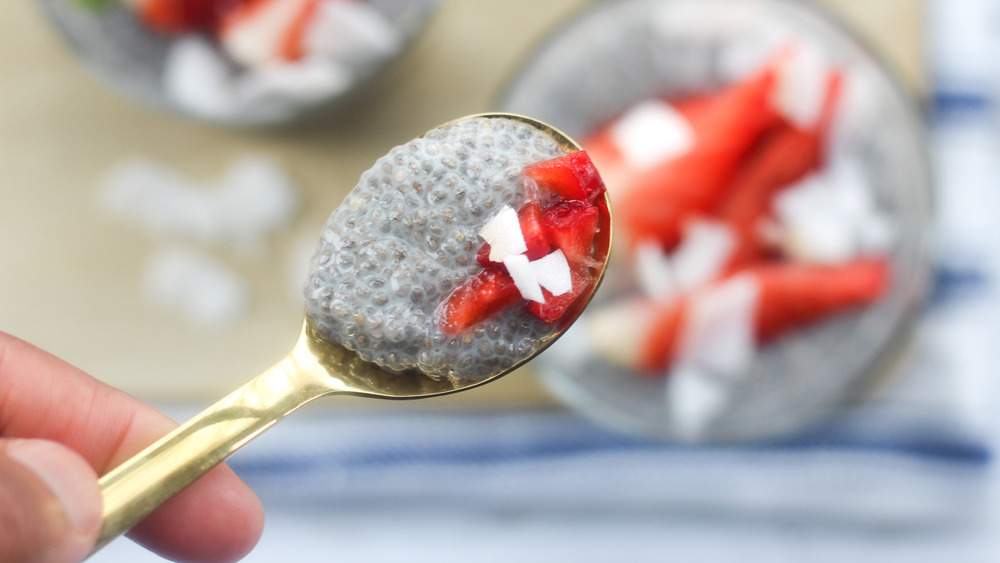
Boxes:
[0,331,265,562]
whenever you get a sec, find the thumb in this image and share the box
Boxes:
[0,439,102,563]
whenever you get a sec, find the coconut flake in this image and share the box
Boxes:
[504,254,545,303]
[220,0,314,68]
[585,299,656,369]
[479,205,527,261]
[676,274,759,379]
[610,99,695,170]
[143,246,249,329]
[773,164,894,263]
[772,42,831,128]
[634,240,678,302]
[163,37,237,120]
[828,61,881,156]
[667,364,732,441]
[235,58,353,108]
[671,219,736,290]
[210,156,302,253]
[530,250,572,296]
[306,0,403,67]
[97,156,300,255]
[97,158,218,242]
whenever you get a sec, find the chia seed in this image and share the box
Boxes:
[305,116,566,379]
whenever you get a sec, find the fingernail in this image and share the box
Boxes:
[8,440,102,534]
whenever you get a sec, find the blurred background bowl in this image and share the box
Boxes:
[498,0,934,443]
[38,0,439,127]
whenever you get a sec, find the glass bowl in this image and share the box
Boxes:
[497,0,933,443]
[39,0,439,126]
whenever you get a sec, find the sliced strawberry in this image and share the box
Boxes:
[521,150,607,203]
[714,70,845,270]
[137,0,233,33]
[218,0,320,67]
[635,259,890,373]
[673,64,781,153]
[279,0,322,61]
[614,149,747,251]
[437,267,521,336]
[517,202,551,260]
[540,200,599,267]
[751,258,889,341]
[580,130,632,199]
[590,62,783,250]
[475,244,493,268]
[638,299,687,373]
[527,267,594,324]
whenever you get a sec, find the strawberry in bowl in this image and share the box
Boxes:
[498,0,932,442]
[43,0,439,125]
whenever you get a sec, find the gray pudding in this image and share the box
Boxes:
[304,116,567,379]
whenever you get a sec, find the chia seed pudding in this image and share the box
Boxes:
[304,116,598,380]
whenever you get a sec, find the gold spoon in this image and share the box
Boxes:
[94,113,613,551]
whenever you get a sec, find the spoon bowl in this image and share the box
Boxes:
[95,113,612,551]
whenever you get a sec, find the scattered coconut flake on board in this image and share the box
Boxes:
[504,254,545,303]
[530,250,573,296]
[610,99,695,170]
[211,156,301,253]
[143,246,249,329]
[97,156,300,255]
[479,205,527,261]
[98,157,218,242]
[676,274,759,379]
[671,218,736,291]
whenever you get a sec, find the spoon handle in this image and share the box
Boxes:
[93,353,331,553]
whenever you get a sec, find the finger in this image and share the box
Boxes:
[0,332,264,562]
[0,439,102,563]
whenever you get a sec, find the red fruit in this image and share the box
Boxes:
[279,0,322,61]
[615,149,748,250]
[521,150,607,203]
[540,200,600,267]
[751,258,889,341]
[528,268,594,324]
[637,299,687,373]
[476,202,552,267]
[137,0,234,33]
[218,0,320,65]
[580,132,632,203]
[437,267,521,336]
[589,61,783,250]
[673,69,780,153]
[714,71,845,270]
[476,243,492,268]
[516,202,551,260]
[636,259,890,372]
